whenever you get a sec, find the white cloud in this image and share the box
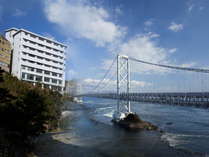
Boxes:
[147,32,160,38]
[44,0,126,47]
[13,9,26,17]
[103,32,172,74]
[169,48,177,54]
[168,22,184,32]
[187,1,205,12]
[119,33,165,63]
[188,3,194,12]
[144,20,153,27]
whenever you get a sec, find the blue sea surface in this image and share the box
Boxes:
[83,97,209,154]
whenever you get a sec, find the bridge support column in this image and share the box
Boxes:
[114,55,132,122]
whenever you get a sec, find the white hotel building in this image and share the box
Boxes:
[5,28,67,92]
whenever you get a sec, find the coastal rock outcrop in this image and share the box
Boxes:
[112,113,158,131]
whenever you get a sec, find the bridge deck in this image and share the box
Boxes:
[83,92,209,108]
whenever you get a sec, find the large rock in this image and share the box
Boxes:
[113,113,158,131]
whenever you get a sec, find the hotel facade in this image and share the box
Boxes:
[5,28,67,92]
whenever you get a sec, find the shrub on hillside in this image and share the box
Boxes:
[0,72,63,148]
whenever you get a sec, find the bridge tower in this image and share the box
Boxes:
[113,54,131,121]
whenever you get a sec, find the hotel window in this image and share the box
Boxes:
[28,60,35,63]
[22,72,26,79]
[28,67,34,72]
[39,37,44,41]
[46,46,51,50]
[22,52,27,55]
[38,44,44,47]
[36,76,42,82]
[59,74,62,78]
[36,69,42,73]
[21,65,26,70]
[27,74,34,80]
[51,86,57,90]
[44,64,50,68]
[57,87,62,91]
[37,56,43,60]
[29,47,35,51]
[38,50,43,54]
[44,77,50,82]
[52,79,57,84]
[44,71,50,75]
[52,72,57,77]
[30,34,36,38]
[53,55,58,58]
[30,41,36,45]
[58,80,62,84]
[46,40,52,44]
[45,52,51,56]
[37,62,43,66]
[28,54,35,57]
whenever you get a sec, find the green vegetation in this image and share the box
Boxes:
[0,70,64,152]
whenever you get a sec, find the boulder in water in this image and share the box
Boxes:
[113,113,158,131]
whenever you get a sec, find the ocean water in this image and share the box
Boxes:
[83,97,209,154]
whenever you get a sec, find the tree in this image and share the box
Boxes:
[0,72,63,151]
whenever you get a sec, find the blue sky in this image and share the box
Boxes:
[1,0,209,92]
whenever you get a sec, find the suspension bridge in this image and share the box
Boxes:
[79,54,209,121]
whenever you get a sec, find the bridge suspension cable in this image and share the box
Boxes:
[90,55,209,94]
[92,56,117,92]
[96,70,117,93]
[129,57,209,73]
[85,55,209,111]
